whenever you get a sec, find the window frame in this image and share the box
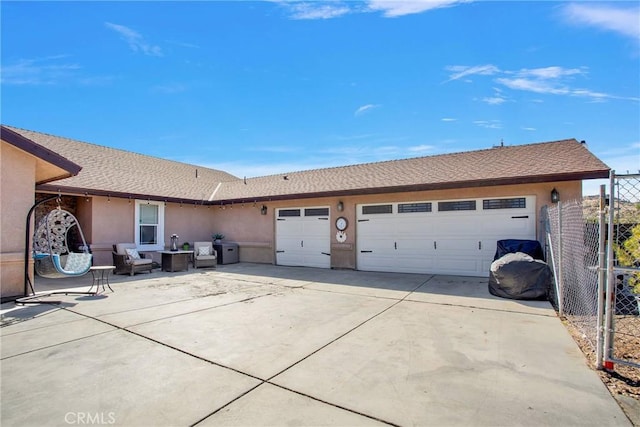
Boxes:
[134,200,165,251]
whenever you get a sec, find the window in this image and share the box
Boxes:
[278,209,301,217]
[398,203,432,213]
[305,208,329,216]
[483,198,526,210]
[362,204,393,215]
[135,200,165,250]
[438,200,476,211]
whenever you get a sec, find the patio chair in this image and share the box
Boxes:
[112,243,154,276]
[194,241,217,268]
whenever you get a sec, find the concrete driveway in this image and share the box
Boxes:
[1,264,631,426]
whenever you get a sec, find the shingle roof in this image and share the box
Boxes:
[6,126,239,202]
[215,139,610,201]
[7,126,609,203]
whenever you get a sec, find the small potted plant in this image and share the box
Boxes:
[212,233,225,244]
[182,242,190,250]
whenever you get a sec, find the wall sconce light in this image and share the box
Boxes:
[337,201,344,212]
[551,188,560,203]
[260,205,268,215]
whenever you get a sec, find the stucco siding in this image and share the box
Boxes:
[207,181,580,270]
[1,143,36,298]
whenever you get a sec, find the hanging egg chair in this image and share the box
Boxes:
[32,208,92,278]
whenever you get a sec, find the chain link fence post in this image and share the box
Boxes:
[596,184,607,369]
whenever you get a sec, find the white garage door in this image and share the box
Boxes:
[357,196,536,276]
[276,207,331,268]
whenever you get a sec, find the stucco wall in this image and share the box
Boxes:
[45,180,581,273]
[210,180,581,269]
[1,143,36,298]
[84,197,219,265]
[87,197,135,265]
[211,203,275,264]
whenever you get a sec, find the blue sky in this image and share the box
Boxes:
[2,1,639,196]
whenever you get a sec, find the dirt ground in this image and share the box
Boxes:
[564,316,639,425]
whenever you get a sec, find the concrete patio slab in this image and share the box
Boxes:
[1,309,113,358]
[1,264,631,426]
[199,383,388,426]
[272,299,628,426]
[303,272,431,299]
[408,274,555,316]
[129,287,396,379]
[96,288,273,328]
[1,329,260,427]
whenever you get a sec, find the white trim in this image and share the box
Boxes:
[134,200,165,251]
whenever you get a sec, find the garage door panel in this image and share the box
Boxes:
[481,217,533,235]
[358,254,436,273]
[357,196,536,276]
[434,238,479,252]
[436,258,482,275]
[276,207,330,269]
[277,221,304,235]
[394,221,434,235]
[395,240,434,252]
[434,218,479,235]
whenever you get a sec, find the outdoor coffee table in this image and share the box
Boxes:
[89,265,115,293]
[158,250,193,272]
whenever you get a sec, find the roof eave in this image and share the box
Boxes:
[1,125,82,183]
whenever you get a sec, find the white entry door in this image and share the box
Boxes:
[357,196,536,276]
[276,207,331,268]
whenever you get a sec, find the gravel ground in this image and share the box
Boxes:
[564,317,639,425]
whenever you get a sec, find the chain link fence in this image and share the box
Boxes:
[606,173,640,368]
[543,200,601,353]
[543,173,639,371]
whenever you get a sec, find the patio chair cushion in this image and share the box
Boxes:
[198,246,210,256]
[64,252,93,272]
[125,248,141,260]
[115,243,138,255]
[130,258,153,266]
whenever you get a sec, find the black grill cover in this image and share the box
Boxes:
[494,239,544,261]
[488,252,551,300]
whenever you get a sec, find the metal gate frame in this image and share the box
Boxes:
[602,171,640,370]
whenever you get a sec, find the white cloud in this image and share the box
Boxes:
[496,77,569,95]
[444,64,500,82]
[286,2,351,19]
[275,0,470,19]
[105,22,163,57]
[408,144,436,153]
[482,96,506,105]
[367,0,470,17]
[560,3,640,42]
[473,120,502,129]
[447,63,638,102]
[441,117,457,122]
[0,55,81,85]
[518,66,586,79]
[522,127,537,131]
[354,104,381,116]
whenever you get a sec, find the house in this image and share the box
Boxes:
[0,125,610,299]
